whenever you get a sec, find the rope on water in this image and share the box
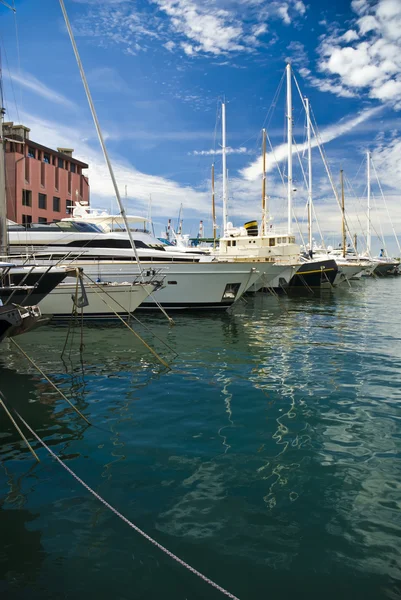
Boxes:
[9,338,92,426]
[81,273,170,369]
[13,410,241,600]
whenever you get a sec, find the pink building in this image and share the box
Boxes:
[4,122,89,224]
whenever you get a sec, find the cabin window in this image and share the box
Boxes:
[227,240,231,246]
[277,237,282,243]
[66,199,74,214]
[232,240,236,247]
[168,281,177,285]
[269,238,276,247]
[290,236,295,243]
[38,193,47,209]
[22,189,32,207]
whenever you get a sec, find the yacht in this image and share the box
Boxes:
[7,221,264,310]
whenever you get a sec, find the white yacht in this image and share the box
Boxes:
[7,220,264,310]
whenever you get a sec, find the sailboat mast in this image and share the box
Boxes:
[261,128,267,236]
[340,169,346,259]
[0,105,7,256]
[367,150,371,255]
[59,0,144,275]
[212,163,216,249]
[286,63,293,235]
[305,97,313,250]
[222,102,228,236]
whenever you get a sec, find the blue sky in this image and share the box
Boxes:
[1,0,401,253]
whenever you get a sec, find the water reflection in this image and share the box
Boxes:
[0,281,401,598]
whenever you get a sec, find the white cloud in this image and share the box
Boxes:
[153,0,245,55]
[163,40,175,51]
[4,71,77,110]
[74,0,307,57]
[316,0,401,107]
[17,111,210,216]
[241,106,382,181]
[190,146,251,156]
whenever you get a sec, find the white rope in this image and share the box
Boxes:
[15,411,241,600]
[371,158,401,253]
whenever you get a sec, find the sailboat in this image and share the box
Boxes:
[217,67,338,291]
[364,151,399,276]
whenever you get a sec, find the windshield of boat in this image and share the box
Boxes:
[8,222,104,234]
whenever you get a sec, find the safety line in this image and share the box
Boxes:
[14,410,241,600]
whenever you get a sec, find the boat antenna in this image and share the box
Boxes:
[305,97,313,251]
[261,128,267,236]
[366,150,371,256]
[59,0,144,277]
[0,66,7,256]
[211,162,216,249]
[286,63,293,235]
[221,101,228,236]
[340,169,346,258]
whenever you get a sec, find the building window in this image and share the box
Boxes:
[68,171,71,193]
[41,161,45,186]
[38,217,47,224]
[70,162,76,173]
[38,193,47,209]
[22,214,32,225]
[53,196,60,212]
[22,189,32,207]
[25,157,30,183]
[58,157,64,169]
[27,147,36,159]
[66,199,74,214]
[43,152,50,164]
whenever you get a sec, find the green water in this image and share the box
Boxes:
[1,279,401,600]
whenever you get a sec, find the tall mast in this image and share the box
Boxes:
[286,63,293,234]
[59,0,144,276]
[340,169,346,258]
[367,150,371,255]
[305,97,313,250]
[261,128,267,236]
[222,102,228,236]
[211,163,216,249]
[0,105,7,256]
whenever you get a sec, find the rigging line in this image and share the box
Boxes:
[293,75,358,254]
[12,0,22,112]
[343,174,369,249]
[9,338,92,426]
[14,409,241,600]
[371,157,401,253]
[0,33,20,123]
[371,190,387,250]
[81,272,171,369]
[0,392,39,462]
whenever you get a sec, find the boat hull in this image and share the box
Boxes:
[289,259,338,289]
[38,282,156,318]
[54,261,261,310]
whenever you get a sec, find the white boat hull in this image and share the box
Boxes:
[38,282,156,318]
[57,261,262,310]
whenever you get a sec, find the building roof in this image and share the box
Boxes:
[27,140,89,169]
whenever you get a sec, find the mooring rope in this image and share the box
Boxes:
[9,338,92,426]
[13,410,241,600]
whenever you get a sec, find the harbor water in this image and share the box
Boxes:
[1,277,401,600]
